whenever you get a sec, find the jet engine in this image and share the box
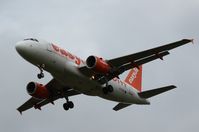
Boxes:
[86,56,111,74]
[26,82,50,100]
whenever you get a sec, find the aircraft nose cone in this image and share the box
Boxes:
[15,42,23,53]
[15,41,27,56]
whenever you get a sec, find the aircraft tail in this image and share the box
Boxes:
[113,85,176,111]
[124,66,142,92]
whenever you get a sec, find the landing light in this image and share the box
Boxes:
[91,76,95,80]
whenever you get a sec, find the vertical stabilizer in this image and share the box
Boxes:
[124,66,142,92]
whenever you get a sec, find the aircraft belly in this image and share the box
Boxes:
[52,67,147,104]
[48,57,147,104]
[51,65,102,96]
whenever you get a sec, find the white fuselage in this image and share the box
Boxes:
[16,39,149,105]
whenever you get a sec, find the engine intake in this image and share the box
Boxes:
[86,56,111,74]
[27,82,36,94]
[26,82,50,100]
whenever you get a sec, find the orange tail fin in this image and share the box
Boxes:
[124,66,142,92]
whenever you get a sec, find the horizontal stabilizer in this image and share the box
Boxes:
[138,85,176,99]
[113,103,131,111]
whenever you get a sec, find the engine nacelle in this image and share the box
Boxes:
[86,56,111,74]
[26,82,50,100]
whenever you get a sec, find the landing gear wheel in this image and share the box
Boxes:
[68,101,74,109]
[107,85,113,93]
[63,103,69,111]
[37,73,44,79]
[103,85,113,94]
[103,87,109,95]
[63,96,74,111]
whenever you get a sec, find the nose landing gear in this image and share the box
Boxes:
[37,64,45,79]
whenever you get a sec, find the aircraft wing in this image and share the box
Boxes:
[108,39,193,67]
[17,79,81,114]
[79,39,192,84]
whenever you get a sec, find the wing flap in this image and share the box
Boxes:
[17,89,81,114]
[119,51,169,72]
[17,97,43,114]
[36,90,81,109]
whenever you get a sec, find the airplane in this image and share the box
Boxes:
[16,38,193,114]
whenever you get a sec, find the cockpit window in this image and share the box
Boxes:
[24,38,39,42]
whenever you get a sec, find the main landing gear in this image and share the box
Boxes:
[103,85,114,95]
[63,97,74,111]
[102,77,114,95]
[37,64,45,79]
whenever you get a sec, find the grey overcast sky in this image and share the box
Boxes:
[0,0,199,132]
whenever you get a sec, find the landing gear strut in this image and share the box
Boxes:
[37,64,45,79]
[63,97,74,111]
[103,85,114,94]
